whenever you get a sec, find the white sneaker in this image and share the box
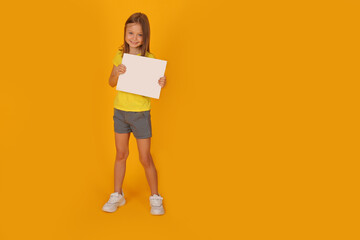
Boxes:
[102,191,126,212]
[149,194,165,215]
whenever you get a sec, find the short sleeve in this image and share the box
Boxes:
[147,52,156,59]
[112,50,123,66]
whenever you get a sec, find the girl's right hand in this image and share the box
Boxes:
[114,64,126,76]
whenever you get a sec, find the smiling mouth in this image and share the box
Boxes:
[130,41,138,45]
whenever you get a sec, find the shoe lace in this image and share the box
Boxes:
[150,195,163,206]
[108,194,119,204]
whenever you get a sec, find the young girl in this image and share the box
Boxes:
[102,12,166,215]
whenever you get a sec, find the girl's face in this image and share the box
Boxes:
[125,23,144,49]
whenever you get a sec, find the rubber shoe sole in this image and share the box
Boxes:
[102,198,126,213]
[150,205,165,215]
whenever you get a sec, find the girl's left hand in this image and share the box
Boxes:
[158,76,166,88]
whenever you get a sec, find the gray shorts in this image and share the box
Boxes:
[113,108,152,139]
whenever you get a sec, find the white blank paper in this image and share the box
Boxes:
[116,53,167,99]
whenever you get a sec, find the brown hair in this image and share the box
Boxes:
[118,12,151,57]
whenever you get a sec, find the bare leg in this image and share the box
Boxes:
[136,137,159,195]
[114,132,130,193]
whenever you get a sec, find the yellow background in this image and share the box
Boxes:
[1,0,359,239]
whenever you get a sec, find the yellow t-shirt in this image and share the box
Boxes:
[112,50,155,112]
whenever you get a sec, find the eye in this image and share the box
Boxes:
[129,32,133,34]
[139,34,142,36]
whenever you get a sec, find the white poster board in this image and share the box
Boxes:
[116,53,167,99]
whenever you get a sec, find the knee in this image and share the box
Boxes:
[116,151,129,162]
[139,153,152,168]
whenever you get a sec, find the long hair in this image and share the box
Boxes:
[118,12,151,57]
